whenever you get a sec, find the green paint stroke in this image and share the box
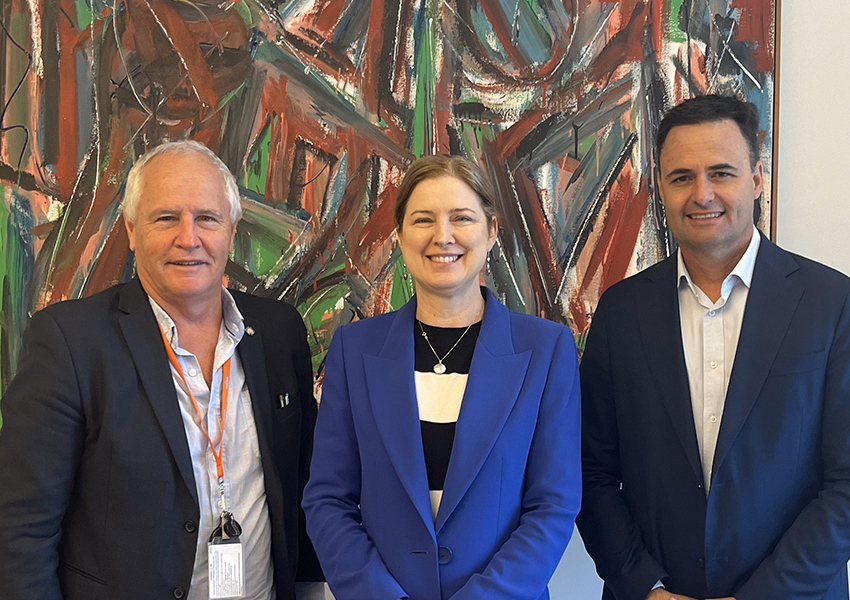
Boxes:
[669,0,688,43]
[389,257,415,311]
[297,266,348,372]
[249,232,288,277]
[233,0,254,28]
[76,0,96,29]
[0,185,27,402]
[245,118,273,197]
[412,9,438,158]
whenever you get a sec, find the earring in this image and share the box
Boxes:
[402,261,408,280]
[486,253,491,275]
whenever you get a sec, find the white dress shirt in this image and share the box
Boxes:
[150,290,275,600]
[677,225,761,493]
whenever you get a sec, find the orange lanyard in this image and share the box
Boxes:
[159,326,232,510]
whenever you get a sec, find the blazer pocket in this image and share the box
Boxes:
[274,391,300,423]
[59,561,107,585]
[769,349,828,376]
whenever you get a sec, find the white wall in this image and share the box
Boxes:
[776,0,850,276]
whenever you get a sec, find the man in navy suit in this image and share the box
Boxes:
[577,95,850,600]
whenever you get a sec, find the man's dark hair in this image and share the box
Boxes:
[656,95,761,167]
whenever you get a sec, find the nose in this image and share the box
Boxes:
[174,216,200,248]
[433,218,455,247]
[692,174,715,206]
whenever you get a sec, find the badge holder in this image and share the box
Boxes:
[208,510,245,599]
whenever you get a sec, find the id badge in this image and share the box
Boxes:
[208,538,245,599]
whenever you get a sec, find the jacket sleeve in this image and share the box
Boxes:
[736,290,850,600]
[448,327,582,600]
[575,297,668,600]
[301,326,408,600]
[0,310,86,600]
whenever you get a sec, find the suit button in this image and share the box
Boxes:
[697,557,705,567]
[184,521,197,533]
[438,546,452,565]
[173,587,186,598]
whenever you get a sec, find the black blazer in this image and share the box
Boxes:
[577,235,850,600]
[0,278,321,600]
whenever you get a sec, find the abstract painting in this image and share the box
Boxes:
[0,0,778,399]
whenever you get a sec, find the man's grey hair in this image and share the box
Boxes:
[122,140,243,224]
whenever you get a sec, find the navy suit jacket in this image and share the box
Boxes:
[577,234,850,600]
[0,278,321,600]
[303,289,581,600]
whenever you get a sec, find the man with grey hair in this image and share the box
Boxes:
[0,141,324,600]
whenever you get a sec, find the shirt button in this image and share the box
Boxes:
[709,415,718,423]
[710,361,718,369]
[708,310,716,316]
[188,368,198,377]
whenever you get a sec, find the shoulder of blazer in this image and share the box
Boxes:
[588,254,678,320]
[759,235,850,294]
[229,289,304,327]
[505,307,570,351]
[331,309,401,353]
[35,281,131,340]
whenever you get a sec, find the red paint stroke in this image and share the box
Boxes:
[587,2,648,84]
[45,118,132,303]
[357,186,397,257]
[360,0,387,118]
[145,0,219,110]
[731,0,775,72]
[569,164,648,331]
[57,0,79,201]
[514,168,560,311]
[81,213,131,296]
[473,0,534,71]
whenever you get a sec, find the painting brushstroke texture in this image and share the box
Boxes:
[0,0,777,392]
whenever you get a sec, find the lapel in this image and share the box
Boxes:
[235,313,276,478]
[636,256,704,484]
[236,316,274,462]
[117,278,199,506]
[363,299,435,534]
[712,235,803,477]
[235,310,293,573]
[435,291,531,532]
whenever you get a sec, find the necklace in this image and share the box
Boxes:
[417,319,475,374]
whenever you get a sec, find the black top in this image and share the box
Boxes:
[414,321,481,493]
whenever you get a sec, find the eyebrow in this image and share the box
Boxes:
[408,208,477,215]
[664,163,741,177]
[148,207,225,218]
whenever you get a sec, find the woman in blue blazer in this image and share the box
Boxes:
[303,155,581,600]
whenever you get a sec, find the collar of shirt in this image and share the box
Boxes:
[149,288,246,375]
[677,224,761,309]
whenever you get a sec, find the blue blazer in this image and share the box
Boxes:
[577,235,850,600]
[303,289,581,600]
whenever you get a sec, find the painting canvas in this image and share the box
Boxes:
[0,0,778,402]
